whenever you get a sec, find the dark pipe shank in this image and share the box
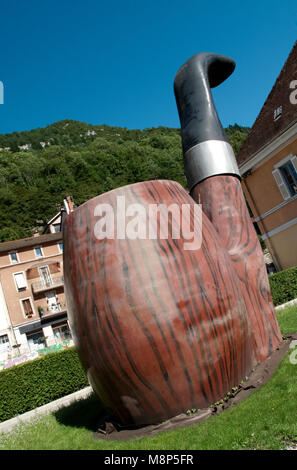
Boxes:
[174,53,235,154]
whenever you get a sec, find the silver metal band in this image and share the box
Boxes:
[184,140,241,191]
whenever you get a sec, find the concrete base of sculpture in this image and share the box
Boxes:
[90,333,295,439]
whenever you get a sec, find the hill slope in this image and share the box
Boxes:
[0,120,249,241]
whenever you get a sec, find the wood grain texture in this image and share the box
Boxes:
[63,180,255,426]
[191,175,282,363]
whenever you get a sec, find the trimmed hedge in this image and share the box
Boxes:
[0,347,88,423]
[269,266,297,306]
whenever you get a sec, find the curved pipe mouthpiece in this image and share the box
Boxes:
[174,52,241,190]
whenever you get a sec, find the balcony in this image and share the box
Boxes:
[32,276,64,294]
[39,302,67,319]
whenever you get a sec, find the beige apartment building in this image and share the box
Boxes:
[237,41,297,271]
[0,197,74,361]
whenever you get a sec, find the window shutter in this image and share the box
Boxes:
[291,155,297,173]
[22,299,32,315]
[272,169,291,200]
[14,273,27,290]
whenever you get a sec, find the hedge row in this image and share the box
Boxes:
[0,347,88,423]
[269,266,297,306]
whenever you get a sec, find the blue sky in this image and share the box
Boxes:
[0,0,297,134]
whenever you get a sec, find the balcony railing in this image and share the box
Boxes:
[32,276,64,294]
[39,302,67,318]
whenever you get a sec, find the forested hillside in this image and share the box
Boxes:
[0,120,250,242]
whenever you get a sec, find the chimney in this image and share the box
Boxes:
[63,196,74,214]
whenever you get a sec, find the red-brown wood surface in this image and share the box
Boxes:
[192,175,282,363]
[63,180,255,426]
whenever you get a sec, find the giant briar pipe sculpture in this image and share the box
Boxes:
[63,52,282,427]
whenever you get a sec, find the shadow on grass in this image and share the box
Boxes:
[53,393,108,432]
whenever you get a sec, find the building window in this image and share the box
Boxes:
[272,155,297,200]
[34,247,43,258]
[46,290,59,313]
[274,106,282,120]
[280,161,297,196]
[14,272,27,291]
[21,298,34,317]
[58,242,63,253]
[53,322,71,342]
[39,266,52,287]
[26,330,45,351]
[53,224,61,233]
[0,334,9,346]
[9,251,19,264]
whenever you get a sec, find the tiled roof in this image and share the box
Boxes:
[0,232,62,253]
[237,41,297,167]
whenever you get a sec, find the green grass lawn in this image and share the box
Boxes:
[275,304,297,335]
[0,305,297,450]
